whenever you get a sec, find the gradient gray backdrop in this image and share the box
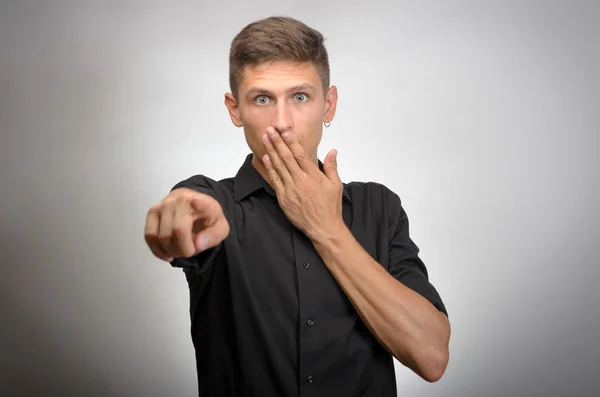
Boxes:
[1,1,599,396]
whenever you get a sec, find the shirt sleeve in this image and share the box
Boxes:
[168,175,226,276]
[386,188,448,317]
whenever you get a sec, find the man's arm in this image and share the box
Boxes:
[312,226,451,382]
[256,130,450,380]
[145,175,230,268]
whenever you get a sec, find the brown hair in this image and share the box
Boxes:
[229,16,330,99]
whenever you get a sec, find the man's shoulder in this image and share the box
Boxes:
[345,180,399,202]
[171,174,236,201]
[345,181,407,231]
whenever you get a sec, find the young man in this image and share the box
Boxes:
[144,16,450,397]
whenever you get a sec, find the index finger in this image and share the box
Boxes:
[280,131,318,174]
[189,193,222,223]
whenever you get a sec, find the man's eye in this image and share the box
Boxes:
[255,96,270,105]
[295,93,308,102]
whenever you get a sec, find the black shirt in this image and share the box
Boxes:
[171,153,447,397]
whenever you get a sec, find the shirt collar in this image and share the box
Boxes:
[234,153,352,203]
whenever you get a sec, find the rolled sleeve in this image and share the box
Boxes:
[386,189,448,317]
[168,175,226,275]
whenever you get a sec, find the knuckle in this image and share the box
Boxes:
[174,193,188,204]
[189,191,208,208]
[272,157,283,168]
[299,173,310,184]
[180,189,196,200]
[147,204,160,216]
[171,187,188,196]
[171,226,186,239]
[162,197,176,208]
[170,188,191,201]
[144,232,157,242]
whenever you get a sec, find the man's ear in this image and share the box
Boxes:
[224,93,243,127]
[324,85,338,124]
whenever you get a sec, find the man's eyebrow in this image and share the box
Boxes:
[245,83,316,97]
[286,83,315,93]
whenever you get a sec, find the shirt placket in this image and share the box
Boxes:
[293,227,323,396]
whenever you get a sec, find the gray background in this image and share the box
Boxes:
[1,0,599,396]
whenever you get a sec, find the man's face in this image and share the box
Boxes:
[225,60,337,165]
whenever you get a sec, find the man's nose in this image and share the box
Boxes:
[272,103,294,133]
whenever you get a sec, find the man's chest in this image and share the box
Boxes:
[224,197,385,319]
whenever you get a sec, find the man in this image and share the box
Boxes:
[144,16,450,396]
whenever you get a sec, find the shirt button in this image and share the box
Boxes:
[307,319,314,327]
[303,262,310,269]
[307,375,314,383]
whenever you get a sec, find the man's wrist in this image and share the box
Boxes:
[309,219,352,250]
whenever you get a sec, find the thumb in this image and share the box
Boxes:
[194,215,230,252]
[324,149,340,182]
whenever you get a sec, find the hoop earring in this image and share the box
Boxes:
[324,120,331,128]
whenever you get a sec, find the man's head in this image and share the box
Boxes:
[224,16,338,169]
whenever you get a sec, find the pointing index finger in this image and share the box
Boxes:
[190,193,220,220]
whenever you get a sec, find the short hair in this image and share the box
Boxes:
[229,16,330,99]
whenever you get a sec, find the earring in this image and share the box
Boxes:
[324,120,331,128]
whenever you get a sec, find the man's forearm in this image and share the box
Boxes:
[312,224,451,382]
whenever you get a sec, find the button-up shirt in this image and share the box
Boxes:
[170,153,447,397]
